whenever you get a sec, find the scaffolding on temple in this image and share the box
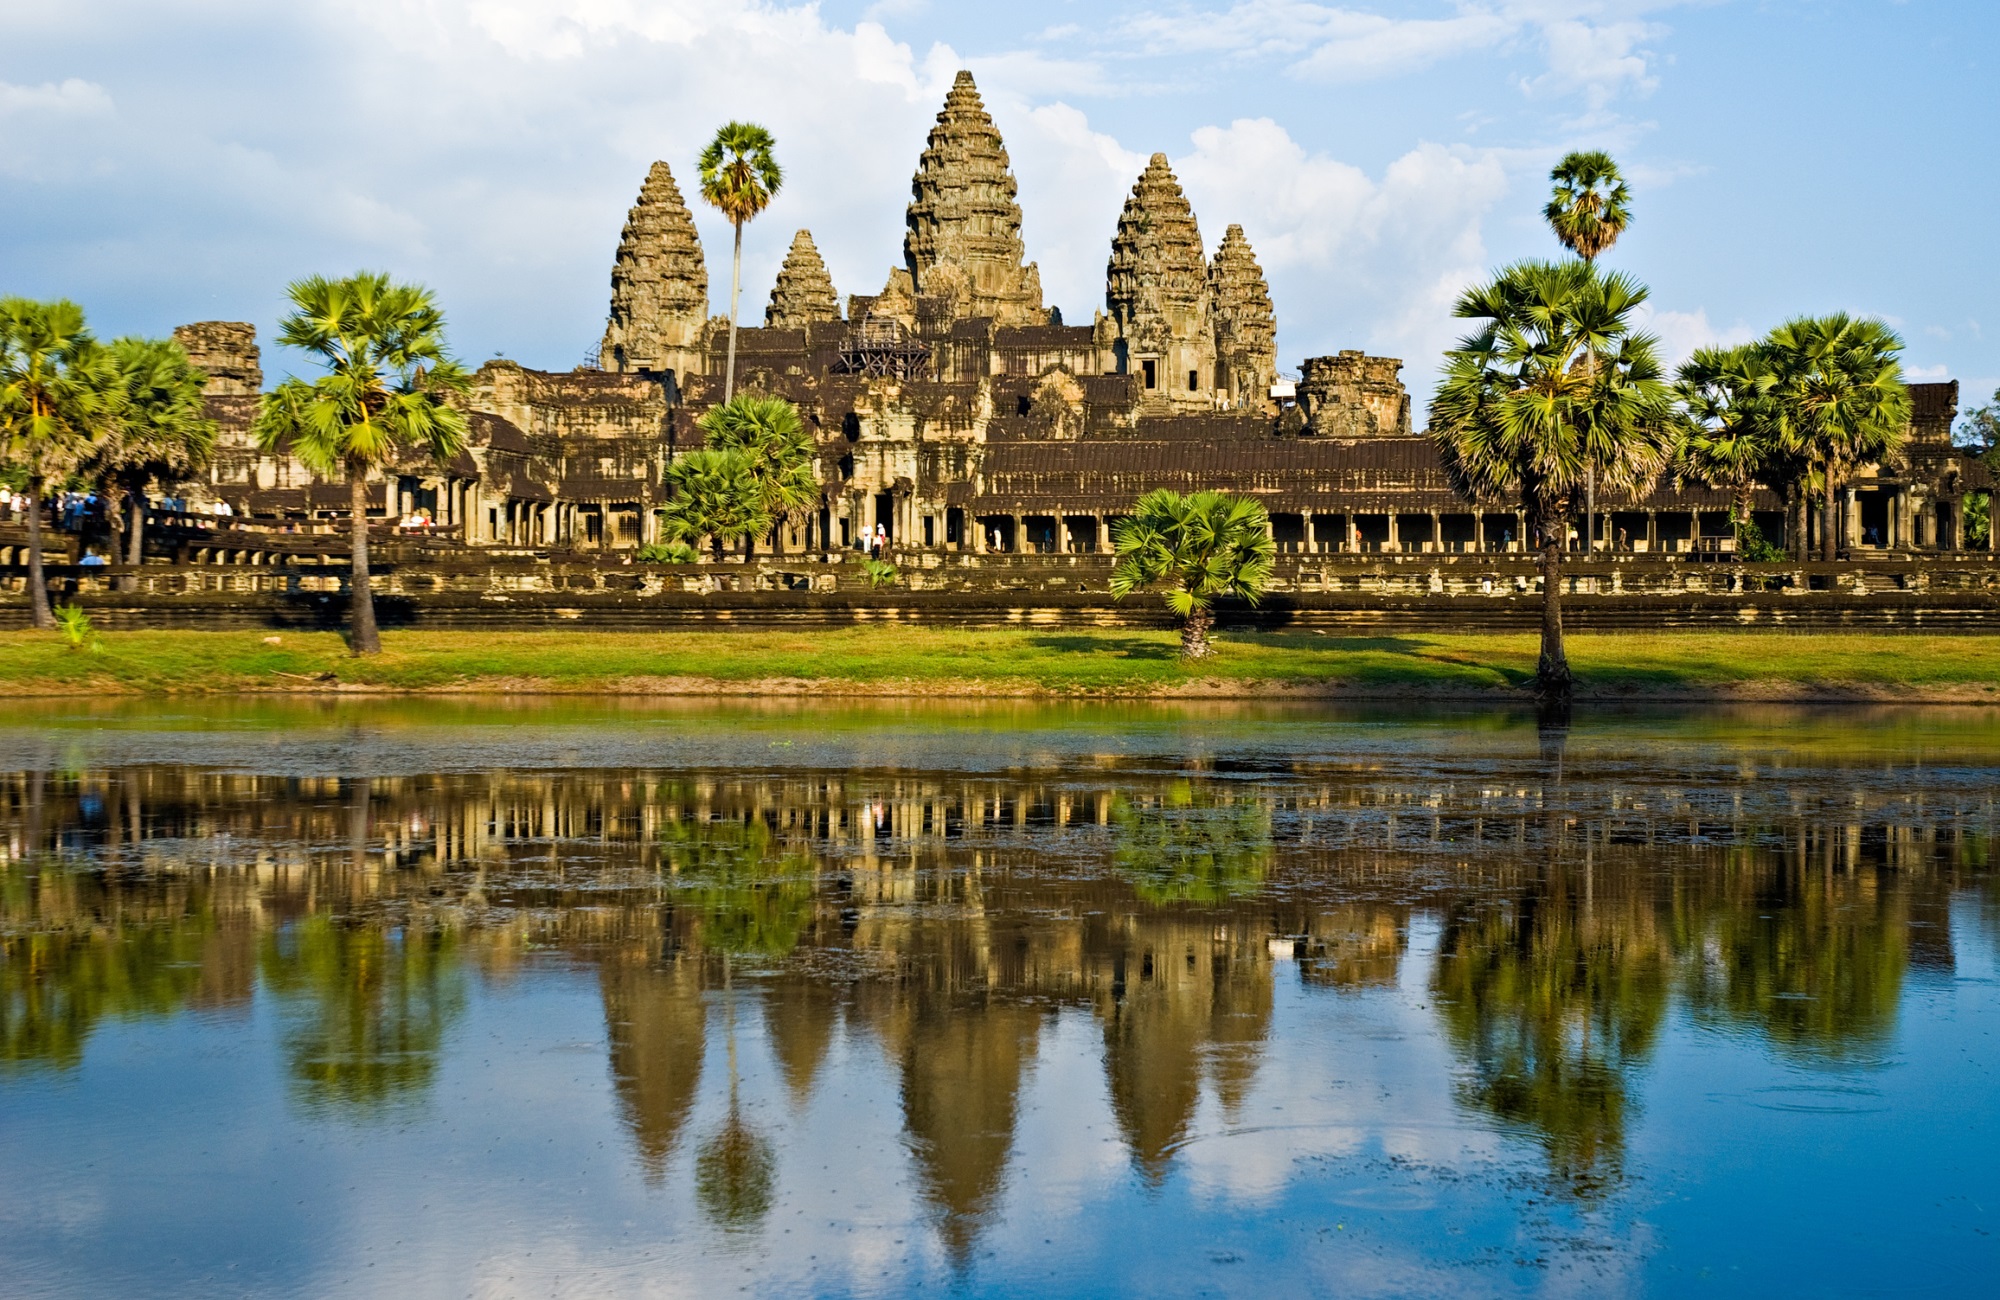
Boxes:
[834,315,932,380]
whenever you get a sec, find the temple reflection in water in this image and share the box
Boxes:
[3,742,1994,1247]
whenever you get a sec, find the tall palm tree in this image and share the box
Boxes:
[1545,151,1633,548]
[0,298,113,629]
[1674,343,1780,548]
[85,337,216,589]
[253,273,470,655]
[658,448,770,560]
[698,122,783,403]
[1431,260,1677,702]
[1544,151,1632,263]
[1762,314,1910,561]
[696,393,819,556]
[1109,489,1275,659]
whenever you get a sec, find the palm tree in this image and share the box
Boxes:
[1109,489,1275,659]
[85,337,216,589]
[1762,314,1910,561]
[1431,260,1677,702]
[1544,151,1632,263]
[1545,151,1633,548]
[696,393,819,556]
[0,298,113,629]
[253,273,470,655]
[658,448,770,560]
[698,122,783,402]
[1674,344,1780,550]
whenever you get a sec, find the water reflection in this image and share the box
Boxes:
[2,721,1996,1259]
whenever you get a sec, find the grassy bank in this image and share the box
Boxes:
[3,626,2000,699]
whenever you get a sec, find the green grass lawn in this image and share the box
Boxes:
[3,625,2000,697]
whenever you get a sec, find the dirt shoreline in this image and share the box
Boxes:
[9,675,2000,704]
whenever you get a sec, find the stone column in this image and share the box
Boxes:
[1430,511,1442,554]
[1012,514,1024,554]
[1346,514,1358,553]
[1388,513,1401,553]
[1096,515,1111,554]
[1475,513,1486,553]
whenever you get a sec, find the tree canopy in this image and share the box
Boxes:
[1544,151,1632,263]
[1109,488,1274,659]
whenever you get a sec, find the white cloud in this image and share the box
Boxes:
[1290,12,1517,81]
[1100,1,1692,105]
[1524,18,1663,106]
[1174,118,1513,371]
[0,77,114,117]
[1634,305,1755,368]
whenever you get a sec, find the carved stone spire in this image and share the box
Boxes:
[904,70,1045,326]
[765,230,841,328]
[1105,153,1215,403]
[599,161,709,375]
[1209,224,1277,410]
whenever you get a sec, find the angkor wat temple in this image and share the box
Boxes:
[178,70,1978,559]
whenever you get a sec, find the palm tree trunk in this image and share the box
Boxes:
[25,476,54,630]
[349,463,381,655]
[1180,605,1213,659]
[104,481,128,593]
[725,220,743,402]
[125,490,146,593]
[1537,521,1571,703]
[1585,465,1595,554]
[1820,478,1839,562]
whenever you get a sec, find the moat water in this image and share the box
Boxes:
[2,699,1997,1298]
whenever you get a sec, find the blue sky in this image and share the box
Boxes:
[2,1,1994,415]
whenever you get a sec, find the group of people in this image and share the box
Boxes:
[864,523,889,557]
[398,509,437,533]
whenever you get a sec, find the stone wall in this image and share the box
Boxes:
[11,553,2000,634]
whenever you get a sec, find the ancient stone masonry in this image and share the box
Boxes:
[151,68,1987,569]
[902,70,1045,327]
[1103,154,1216,409]
[1298,353,1411,439]
[172,322,260,396]
[600,161,709,377]
[766,230,841,328]
[1208,224,1278,412]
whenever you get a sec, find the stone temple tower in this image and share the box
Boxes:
[902,70,1045,325]
[599,161,709,376]
[766,230,841,328]
[1209,224,1277,411]
[1103,153,1216,406]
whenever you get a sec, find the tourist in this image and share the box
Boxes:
[1617,527,1629,550]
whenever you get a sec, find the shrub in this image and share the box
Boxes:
[856,556,900,589]
[636,540,700,564]
[53,603,99,652]
[1735,519,1786,563]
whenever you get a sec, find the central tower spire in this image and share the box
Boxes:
[903,70,1045,326]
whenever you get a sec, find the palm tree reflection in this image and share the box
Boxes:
[1110,782,1272,904]
[259,916,465,1117]
[1433,870,1671,1196]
